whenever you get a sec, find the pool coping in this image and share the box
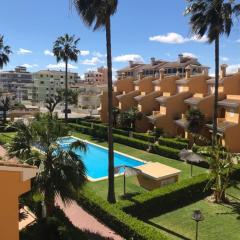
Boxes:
[67,135,147,182]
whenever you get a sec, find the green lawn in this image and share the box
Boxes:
[73,132,207,200]
[148,183,240,240]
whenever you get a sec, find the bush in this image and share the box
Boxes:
[158,137,188,150]
[78,189,169,240]
[132,132,155,143]
[151,144,180,160]
[123,173,210,219]
[113,128,129,136]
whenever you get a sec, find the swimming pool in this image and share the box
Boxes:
[57,137,145,181]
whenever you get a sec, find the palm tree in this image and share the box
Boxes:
[8,114,87,217]
[0,35,11,69]
[0,95,11,123]
[52,34,80,123]
[185,0,240,146]
[74,0,118,203]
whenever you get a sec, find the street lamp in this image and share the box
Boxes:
[192,210,204,240]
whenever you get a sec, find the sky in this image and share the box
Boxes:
[1,0,240,79]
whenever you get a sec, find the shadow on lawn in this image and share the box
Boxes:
[145,220,191,240]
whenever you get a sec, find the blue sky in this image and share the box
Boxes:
[1,0,240,78]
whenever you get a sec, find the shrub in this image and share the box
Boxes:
[78,189,169,240]
[158,137,188,150]
[151,144,180,159]
[113,128,129,136]
[132,132,155,143]
[123,173,210,219]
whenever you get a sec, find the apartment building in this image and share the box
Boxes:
[100,57,240,152]
[0,66,33,101]
[84,67,108,85]
[32,70,80,103]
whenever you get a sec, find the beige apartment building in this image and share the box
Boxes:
[32,70,80,103]
[99,55,240,153]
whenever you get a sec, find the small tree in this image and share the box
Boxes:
[186,108,205,145]
[45,95,62,117]
[197,145,239,203]
[112,106,120,128]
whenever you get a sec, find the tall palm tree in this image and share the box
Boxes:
[0,95,11,123]
[185,0,239,146]
[74,0,118,203]
[52,34,80,123]
[0,35,11,69]
[8,113,87,217]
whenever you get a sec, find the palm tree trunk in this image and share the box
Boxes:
[65,59,68,123]
[3,108,7,123]
[106,16,116,204]
[212,35,219,146]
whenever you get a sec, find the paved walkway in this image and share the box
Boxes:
[56,199,123,240]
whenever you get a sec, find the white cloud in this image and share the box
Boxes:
[226,64,240,74]
[149,32,208,44]
[44,50,54,56]
[46,62,78,70]
[17,48,33,55]
[220,56,229,62]
[182,52,197,58]
[80,50,90,56]
[22,63,38,68]
[82,57,104,65]
[113,54,144,63]
[92,51,106,58]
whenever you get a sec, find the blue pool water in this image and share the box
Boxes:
[58,137,144,180]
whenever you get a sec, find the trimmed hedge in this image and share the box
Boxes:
[78,189,169,240]
[158,137,188,150]
[132,132,155,143]
[113,134,180,159]
[122,173,210,219]
[69,123,181,159]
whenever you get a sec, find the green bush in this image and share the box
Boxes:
[158,137,188,150]
[132,132,155,143]
[78,189,169,240]
[113,128,129,136]
[151,144,180,159]
[123,173,210,219]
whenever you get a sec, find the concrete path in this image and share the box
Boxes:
[56,199,123,240]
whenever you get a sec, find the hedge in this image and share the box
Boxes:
[132,132,155,143]
[69,123,181,159]
[158,137,188,150]
[113,134,180,159]
[122,173,210,219]
[78,189,169,240]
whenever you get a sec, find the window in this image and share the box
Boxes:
[40,75,43,78]
[46,88,48,90]
[51,88,54,90]
[40,81,44,84]
[61,76,63,78]
[51,75,53,78]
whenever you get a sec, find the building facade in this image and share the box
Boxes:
[84,67,108,85]
[0,66,33,101]
[100,56,240,153]
[32,70,80,103]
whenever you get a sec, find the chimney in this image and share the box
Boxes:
[160,68,165,80]
[151,57,156,65]
[202,68,209,76]
[220,64,228,78]
[138,71,143,80]
[185,66,191,79]
[178,54,184,63]
[129,61,134,67]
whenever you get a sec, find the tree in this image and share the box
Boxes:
[0,35,11,69]
[197,144,239,203]
[0,95,11,123]
[53,34,80,123]
[45,95,62,117]
[74,0,118,203]
[185,0,240,146]
[112,106,120,128]
[186,108,205,144]
[8,114,87,217]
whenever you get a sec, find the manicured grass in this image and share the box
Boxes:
[73,132,207,200]
[148,184,240,240]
